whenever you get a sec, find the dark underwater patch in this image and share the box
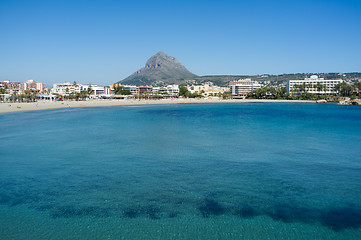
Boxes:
[235,205,258,218]
[144,206,161,220]
[92,207,112,218]
[1,179,361,232]
[123,208,139,218]
[0,191,35,207]
[261,204,361,231]
[10,199,25,207]
[168,212,178,218]
[199,198,225,217]
[0,195,10,205]
[51,206,85,218]
[266,204,316,224]
[320,207,361,231]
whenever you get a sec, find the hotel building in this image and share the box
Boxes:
[166,85,179,95]
[287,75,343,95]
[152,85,180,95]
[52,82,112,96]
[52,82,82,95]
[187,82,227,96]
[229,79,262,96]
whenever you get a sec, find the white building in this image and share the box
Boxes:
[187,82,227,96]
[82,84,105,96]
[152,85,179,95]
[166,85,179,95]
[287,75,343,95]
[152,87,167,94]
[52,82,82,95]
[229,79,262,96]
[52,82,109,96]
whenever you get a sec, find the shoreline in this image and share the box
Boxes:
[0,99,316,114]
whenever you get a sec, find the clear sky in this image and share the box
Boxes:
[1,0,360,86]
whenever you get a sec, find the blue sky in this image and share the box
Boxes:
[1,0,360,86]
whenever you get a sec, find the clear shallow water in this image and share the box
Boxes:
[0,103,360,239]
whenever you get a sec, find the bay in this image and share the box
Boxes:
[0,103,360,239]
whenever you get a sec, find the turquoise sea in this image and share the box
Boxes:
[0,103,361,239]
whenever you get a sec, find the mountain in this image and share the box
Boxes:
[119,52,198,86]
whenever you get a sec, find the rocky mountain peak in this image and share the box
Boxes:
[119,52,197,86]
[145,52,180,70]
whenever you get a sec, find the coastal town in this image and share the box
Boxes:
[1,75,360,105]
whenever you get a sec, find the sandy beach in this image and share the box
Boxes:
[0,99,316,114]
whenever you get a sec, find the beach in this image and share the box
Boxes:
[0,99,316,113]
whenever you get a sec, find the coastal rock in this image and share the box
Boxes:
[338,97,351,105]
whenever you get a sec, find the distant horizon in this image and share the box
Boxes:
[1,0,360,86]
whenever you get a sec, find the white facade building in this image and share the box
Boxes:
[287,75,343,95]
[166,85,179,95]
[52,82,82,95]
[229,79,262,96]
[152,87,167,94]
[52,82,110,96]
[82,85,105,95]
[187,82,227,96]
[152,85,179,95]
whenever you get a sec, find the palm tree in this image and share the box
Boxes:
[300,83,306,94]
[315,83,323,94]
[353,82,361,96]
[335,82,352,97]
[87,86,94,95]
[291,84,300,95]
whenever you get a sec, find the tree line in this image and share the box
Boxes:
[7,91,38,102]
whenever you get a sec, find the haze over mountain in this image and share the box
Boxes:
[119,52,197,86]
